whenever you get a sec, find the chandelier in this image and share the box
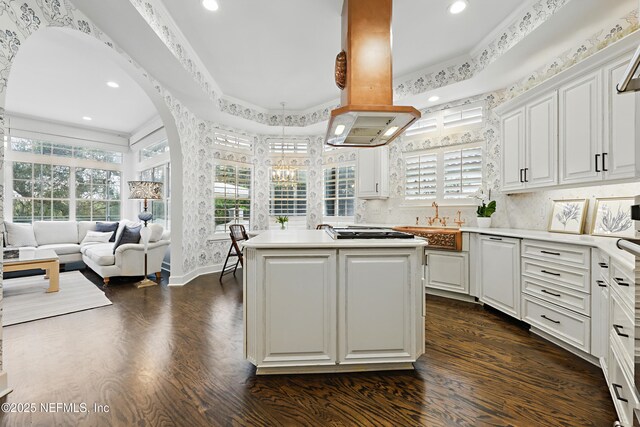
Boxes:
[271,102,298,187]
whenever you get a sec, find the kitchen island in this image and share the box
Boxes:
[242,230,427,375]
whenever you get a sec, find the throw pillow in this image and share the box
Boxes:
[81,231,114,245]
[113,225,141,254]
[96,221,119,242]
[148,224,164,242]
[4,221,37,247]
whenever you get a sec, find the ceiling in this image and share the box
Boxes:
[5,28,159,135]
[4,0,638,136]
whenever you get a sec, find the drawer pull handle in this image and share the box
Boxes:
[541,314,560,324]
[596,280,606,287]
[541,289,561,297]
[540,250,561,256]
[613,383,628,403]
[614,277,630,287]
[598,262,609,269]
[541,270,561,277]
[489,237,502,241]
[613,324,629,338]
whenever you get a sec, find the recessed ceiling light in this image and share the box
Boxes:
[82,116,92,121]
[448,0,468,14]
[106,81,119,88]
[334,124,346,136]
[428,95,440,102]
[202,0,219,11]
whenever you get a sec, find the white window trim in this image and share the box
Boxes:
[402,142,483,207]
[213,160,253,235]
[404,100,486,139]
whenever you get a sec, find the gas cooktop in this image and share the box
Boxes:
[326,227,415,240]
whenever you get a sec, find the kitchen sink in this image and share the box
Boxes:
[392,226,462,251]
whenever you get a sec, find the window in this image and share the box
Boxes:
[211,131,252,151]
[10,137,122,164]
[140,139,169,161]
[214,164,251,233]
[270,170,307,216]
[12,162,70,222]
[140,163,171,230]
[268,138,309,154]
[324,165,355,217]
[404,101,485,137]
[405,144,482,203]
[75,168,121,221]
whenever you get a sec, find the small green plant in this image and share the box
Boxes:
[276,216,289,229]
[473,188,496,218]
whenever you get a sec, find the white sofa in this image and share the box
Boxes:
[3,220,170,285]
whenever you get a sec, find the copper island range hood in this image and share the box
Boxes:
[325,0,421,147]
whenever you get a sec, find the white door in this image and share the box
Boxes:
[479,235,521,318]
[258,250,337,366]
[559,70,603,184]
[338,248,420,364]
[603,56,638,181]
[425,251,469,294]
[501,108,526,191]
[526,91,558,188]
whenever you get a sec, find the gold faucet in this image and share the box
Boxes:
[454,210,466,228]
[440,216,449,227]
[426,202,439,226]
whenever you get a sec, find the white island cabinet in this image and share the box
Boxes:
[242,230,426,375]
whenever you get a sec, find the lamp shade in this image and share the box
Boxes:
[128,181,163,200]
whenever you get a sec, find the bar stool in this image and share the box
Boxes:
[219,224,248,283]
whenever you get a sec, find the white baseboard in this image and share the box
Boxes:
[425,288,478,303]
[0,371,12,398]
[168,263,226,286]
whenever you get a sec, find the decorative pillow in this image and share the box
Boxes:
[96,221,119,242]
[113,225,141,254]
[4,221,37,247]
[148,224,164,242]
[81,231,114,245]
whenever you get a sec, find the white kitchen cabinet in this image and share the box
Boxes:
[479,235,521,318]
[254,250,337,367]
[425,250,469,295]
[500,107,526,192]
[338,248,422,364]
[357,146,389,199]
[559,69,602,185]
[603,56,639,181]
[500,92,557,192]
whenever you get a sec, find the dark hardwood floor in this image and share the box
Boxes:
[0,269,615,426]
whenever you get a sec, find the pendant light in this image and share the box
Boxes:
[271,102,298,187]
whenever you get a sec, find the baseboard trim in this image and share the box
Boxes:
[425,288,478,303]
[0,371,12,398]
[529,327,599,366]
[168,263,225,286]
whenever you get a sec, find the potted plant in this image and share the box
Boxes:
[276,216,289,230]
[474,188,496,228]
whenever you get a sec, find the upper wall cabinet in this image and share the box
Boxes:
[496,34,640,193]
[357,146,389,199]
[500,92,558,192]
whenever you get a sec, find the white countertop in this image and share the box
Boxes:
[243,230,427,249]
[461,227,635,270]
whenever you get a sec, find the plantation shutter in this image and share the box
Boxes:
[405,153,437,200]
[443,147,482,199]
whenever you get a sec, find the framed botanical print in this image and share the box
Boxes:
[548,199,588,234]
[591,197,636,238]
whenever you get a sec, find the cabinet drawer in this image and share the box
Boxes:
[522,258,590,293]
[522,275,590,316]
[522,294,590,353]
[610,260,635,308]
[522,240,590,269]
[610,290,635,374]
[608,338,639,427]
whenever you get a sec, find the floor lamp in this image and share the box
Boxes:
[128,180,163,288]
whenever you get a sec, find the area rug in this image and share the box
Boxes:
[2,271,112,326]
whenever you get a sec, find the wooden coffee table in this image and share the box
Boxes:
[3,249,60,293]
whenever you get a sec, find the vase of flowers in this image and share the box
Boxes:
[474,188,496,228]
[276,216,289,230]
